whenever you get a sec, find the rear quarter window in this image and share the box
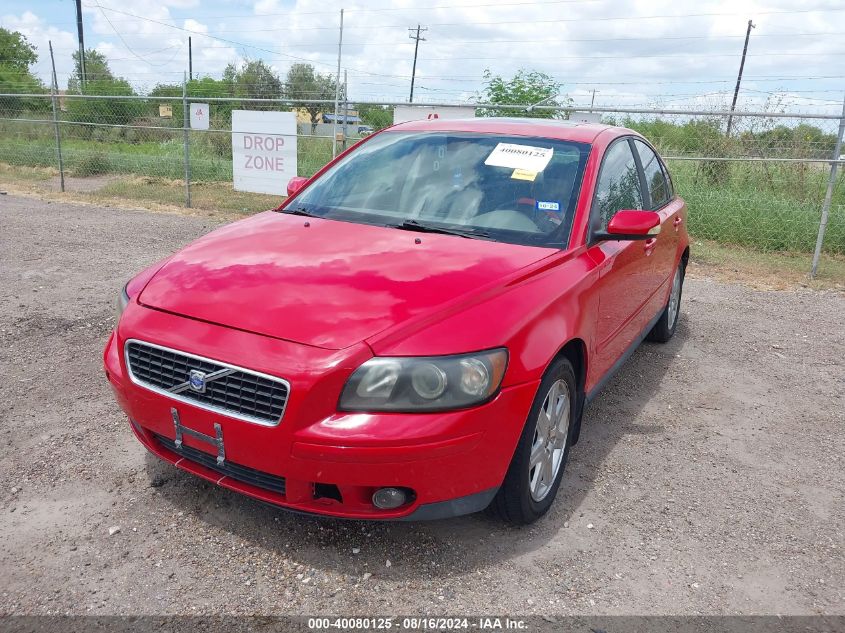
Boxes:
[634,139,671,209]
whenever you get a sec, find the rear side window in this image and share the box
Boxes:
[592,139,643,232]
[660,160,675,199]
[634,139,670,209]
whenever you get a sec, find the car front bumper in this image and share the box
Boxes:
[103,315,538,520]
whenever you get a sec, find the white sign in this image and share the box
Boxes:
[484,142,554,173]
[570,111,602,124]
[190,103,210,130]
[393,105,477,124]
[232,110,298,196]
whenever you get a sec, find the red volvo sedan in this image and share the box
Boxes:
[104,118,688,524]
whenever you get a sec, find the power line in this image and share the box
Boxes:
[301,52,845,63]
[72,0,603,24]
[91,0,185,68]
[41,30,845,54]
[24,31,845,61]
[79,5,845,33]
[74,3,845,25]
[74,5,416,81]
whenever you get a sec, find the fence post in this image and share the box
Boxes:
[810,94,845,278]
[48,41,65,193]
[182,73,192,208]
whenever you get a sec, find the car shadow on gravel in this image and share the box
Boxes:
[146,322,688,578]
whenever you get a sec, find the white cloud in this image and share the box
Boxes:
[4,0,844,114]
[1,11,78,86]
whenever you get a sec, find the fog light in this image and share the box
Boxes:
[372,487,407,509]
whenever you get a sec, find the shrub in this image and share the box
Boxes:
[203,131,232,158]
[73,152,112,176]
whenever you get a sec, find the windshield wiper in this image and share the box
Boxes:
[393,219,492,240]
[284,206,320,217]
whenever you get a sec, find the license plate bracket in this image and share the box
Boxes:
[171,407,225,466]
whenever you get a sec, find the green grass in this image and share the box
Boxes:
[0,122,334,181]
[691,239,845,290]
[666,159,844,254]
[93,177,282,213]
[1,117,844,255]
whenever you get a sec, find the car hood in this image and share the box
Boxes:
[139,211,555,350]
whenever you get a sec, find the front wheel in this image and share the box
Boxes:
[488,357,579,525]
[648,259,685,343]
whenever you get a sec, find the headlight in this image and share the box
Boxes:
[339,349,508,412]
[116,283,130,320]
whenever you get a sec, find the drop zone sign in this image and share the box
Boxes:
[232,110,297,195]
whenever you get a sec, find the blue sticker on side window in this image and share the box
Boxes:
[536,201,561,212]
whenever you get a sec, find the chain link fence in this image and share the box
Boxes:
[1,92,843,276]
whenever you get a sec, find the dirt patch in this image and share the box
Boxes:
[47,174,121,193]
[0,195,843,616]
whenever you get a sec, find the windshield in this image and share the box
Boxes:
[286,131,590,248]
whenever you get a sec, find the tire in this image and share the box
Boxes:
[647,259,686,343]
[488,357,579,525]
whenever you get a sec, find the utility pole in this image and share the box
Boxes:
[726,19,755,136]
[182,72,191,208]
[188,37,193,81]
[342,69,349,152]
[332,8,344,158]
[408,24,427,103]
[74,0,86,89]
[590,89,597,109]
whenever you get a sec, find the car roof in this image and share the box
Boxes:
[390,116,629,143]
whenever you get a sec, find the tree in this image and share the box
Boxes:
[65,51,141,134]
[66,77,142,132]
[148,78,236,126]
[68,49,115,93]
[0,28,38,72]
[0,28,47,114]
[751,123,836,160]
[356,103,393,130]
[284,63,337,132]
[223,59,281,103]
[477,68,569,118]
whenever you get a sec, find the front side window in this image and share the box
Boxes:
[591,139,643,233]
[287,131,590,248]
[634,139,670,209]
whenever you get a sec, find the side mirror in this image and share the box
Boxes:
[602,210,661,240]
[286,176,309,197]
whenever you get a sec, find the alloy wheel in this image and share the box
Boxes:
[667,266,682,329]
[528,379,571,502]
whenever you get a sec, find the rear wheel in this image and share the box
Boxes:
[648,259,685,343]
[488,357,578,525]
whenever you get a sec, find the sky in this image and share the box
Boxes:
[3,0,845,116]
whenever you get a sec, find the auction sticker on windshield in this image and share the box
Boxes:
[484,142,554,173]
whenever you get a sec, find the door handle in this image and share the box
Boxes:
[644,237,657,255]
[673,216,683,231]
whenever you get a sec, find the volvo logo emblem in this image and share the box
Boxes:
[188,370,207,393]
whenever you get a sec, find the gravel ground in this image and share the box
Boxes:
[0,194,843,616]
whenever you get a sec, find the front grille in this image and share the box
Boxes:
[154,433,286,496]
[125,340,289,425]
